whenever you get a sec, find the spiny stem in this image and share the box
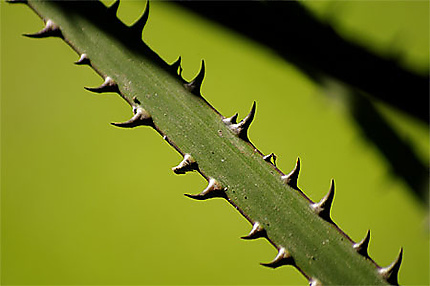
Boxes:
[11,1,403,284]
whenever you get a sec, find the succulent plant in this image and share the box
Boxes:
[6,0,420,285]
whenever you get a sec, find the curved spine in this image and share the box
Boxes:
[23,19,63,38]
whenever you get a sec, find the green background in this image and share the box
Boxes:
[1,0,428,285]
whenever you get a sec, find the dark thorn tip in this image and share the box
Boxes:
[263,153,277,165]
[74,54,91,66]
[229,101,256,141]
[223,113,238,125]
[260,247,294,269]
[84,77,119,94]
[281,157,300,189]
[23,19,63,39]
[379,248,403,285]
[241,222,266,240]
[172,154,198,174]
[111,107,153,128]
[184,59,205,96]
[353,230,371,258]
[311,179,335,222]
[183,193,205,200]
[184,178,226,201]
[130,1,149,38]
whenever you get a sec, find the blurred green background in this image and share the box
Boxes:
[1,1,428,285]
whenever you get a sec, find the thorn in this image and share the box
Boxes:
[170,56,183,77]
[309,278,322,286]
[222,113,238,126]
[130,1,149,39]
[23,19,63,39]
[172,154,198,174]
[228,101,256,141]
[311,179,335,223]
[263,153,277,166]
[74,53,91,66]
[107,0,120,16]
[281,157,300,189]
[260,247,294,268]
[184,178,225,200]
[353,230,371,258]
[184,60,205,96]
[111,106,153,128]
[84,76,119,94]
[241,222,266,240]
[379,248,403,285]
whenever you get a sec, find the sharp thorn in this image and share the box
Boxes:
[379,248,403,285]
[241,222,266,240]
[23,19,63,39]
[111,106,153,128]
[263,153,277,166]
[228,101,256,141]
[184,178,226,200]
[353,230,371,258]
[260,247,294,268]
[281,157,300,189]
[130,1,149,39]
[184,60,205,96]
[84,76,119,94]
[107,0,120,16]
[311,179,335,223]
[222,113,238,126]
[172,154,198,174]
[74,53,91,66]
